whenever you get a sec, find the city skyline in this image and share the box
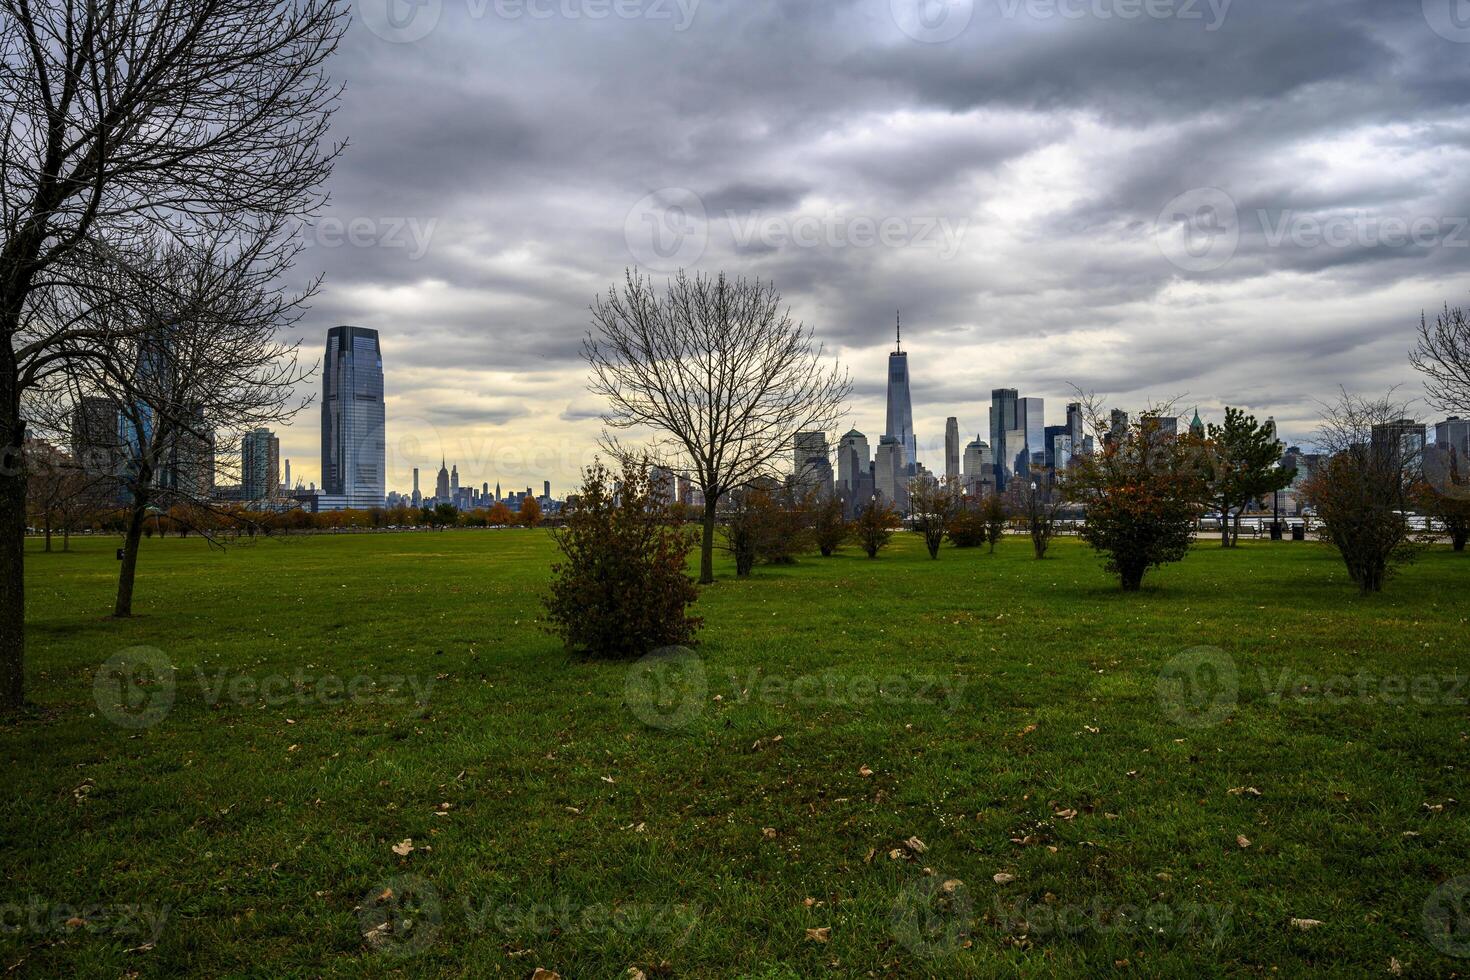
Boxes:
[264,1,1468,489]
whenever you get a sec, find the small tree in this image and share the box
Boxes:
[1068,406,1208,590]
[486,501,515,526]
[1009,471,1064,559]
[1418,443,1470,552]
[518,496,543,527]
[854,499,899,559]
[1303,390,1421,593]
[810,492,850,557]
[908,475,960,559]
[980,494,1009,553]
[946,498,989,548]
[719,483,806,574]
[544,458,701,658]
[1204,407,1293,547]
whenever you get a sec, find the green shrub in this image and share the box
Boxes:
[544,458,701,658]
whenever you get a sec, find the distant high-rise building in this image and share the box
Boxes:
[837,429,870,493]
[495,481,501,502]
[1436,417,1470,461]
[284,459,292,492]
[962,436,993,495]
[322,325,385,509]
[450,464,459,494]
[241,428,280,501]
[1189,408,1205,438]
[884,314,917,473]
[543,480,551,499]
[435,458,450,499]
[412,467,422,507]
[944,417,960,481]
[1107,409,1129,447]
[989,388,1018,490]
[1066,402,1085,452]
[1155,416,1179,438]
[1371,419,1426,467]
[874,436,908,512]
[793,431,832,494]
[71,396,124,499]
[1017,397,1044,476]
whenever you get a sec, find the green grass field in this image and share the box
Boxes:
[4,530,1470,977]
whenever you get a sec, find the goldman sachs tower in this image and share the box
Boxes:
[884,312,917,474]
[321,325,386,509]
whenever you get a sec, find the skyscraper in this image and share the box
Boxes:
[884,314,917,473]
[962,436,993,495]
[321,325,385,509]
[1018,397,1045,475]
[944,417,959,481]
[989,388,1017,491]
[793,431,831,494]
[1067,402,1085,452]
[412,468,421,507]
[241,428,280,501]
[874,436,907,512]
[435,458,450,500]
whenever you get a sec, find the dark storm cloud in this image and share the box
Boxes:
[281,0,1470,480]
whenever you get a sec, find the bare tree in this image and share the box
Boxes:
[908,473,960,559]
[1411,302,1470,413]
[63,233,312,617]
[586,271,850,584]
[0,0,344,707]
[1303,389,1421,593]
[1008,468,1065,559]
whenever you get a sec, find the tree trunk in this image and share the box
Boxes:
[115,493,151,618]
[1220,499,1230,546]
[0,354,25,709]
[43,519,51,552]
[1453,529,1467,553]
[699,497,717,585]
[1119,564,1145,591]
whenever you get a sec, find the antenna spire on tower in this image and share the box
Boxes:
[895,310,902,352]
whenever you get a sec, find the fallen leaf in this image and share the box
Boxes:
[1236,835,1251,849]
[1388,956,1402,975]
[859,765,874,778]
[1228,786,1263,797]
[905,836,927,854]
[1289,918,1324,931]
[1054,808,1077,821]
[532,970,561,980]
[941,879,963,894]
[391,839,414,857]
[762,827,778,840]
[993,872,1016,885]
[805,927,831,943]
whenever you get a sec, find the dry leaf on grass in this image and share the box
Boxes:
[1236,835,1251,849]
[391,839,414,857]
[858,765,873,778]
[532,970,562,980]
[993,872,1016,885]
[805,927,831,943]
[1289,918,1324,931]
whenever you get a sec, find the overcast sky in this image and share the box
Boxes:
[278,0,1470,493]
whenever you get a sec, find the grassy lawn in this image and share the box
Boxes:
[4,529,1469,977]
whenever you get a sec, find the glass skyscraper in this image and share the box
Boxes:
[885,317,916,472]
[322,326,385,509]
[989,388,1018,490]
